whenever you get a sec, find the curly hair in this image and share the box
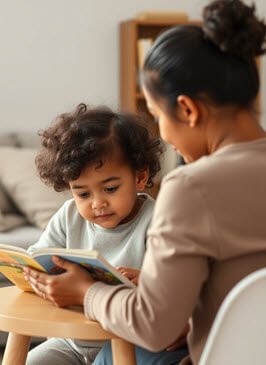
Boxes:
[36,103,164,192]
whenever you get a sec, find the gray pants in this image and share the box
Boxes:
[26,338,101,365]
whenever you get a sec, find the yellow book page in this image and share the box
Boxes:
[0,251,46,291]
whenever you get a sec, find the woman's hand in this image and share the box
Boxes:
[116,266,140,285]
[23,256,95,307]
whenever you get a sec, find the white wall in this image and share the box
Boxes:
[0,0,265,132]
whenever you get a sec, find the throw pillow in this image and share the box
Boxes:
[0,132,16,147]
[0,147,71,230]
[0,182,17,214]
[0,181,24,232]
[0,211,27,232]
[0,176,27,232]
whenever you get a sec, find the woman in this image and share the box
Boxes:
[25,0,266,364]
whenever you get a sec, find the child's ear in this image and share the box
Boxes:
[136,169,149,191]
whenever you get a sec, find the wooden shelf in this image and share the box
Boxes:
[119,18,200,115]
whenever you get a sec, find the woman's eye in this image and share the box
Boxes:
[105,186,119,193]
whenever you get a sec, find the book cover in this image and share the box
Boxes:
[0,245,135,291]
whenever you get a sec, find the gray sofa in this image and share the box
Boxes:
[0,132,43,285]
[0,132,70,346]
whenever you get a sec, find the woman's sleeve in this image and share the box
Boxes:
[84,171,215,351]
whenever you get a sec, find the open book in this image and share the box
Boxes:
[0,244,135,291]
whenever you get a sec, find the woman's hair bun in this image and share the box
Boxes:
[202,0,266,59]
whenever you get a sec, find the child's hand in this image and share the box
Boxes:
[116,266,140,285]
[166,323,190,351]
[23,256,96,307]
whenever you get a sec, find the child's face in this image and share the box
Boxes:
[69,158,148,229]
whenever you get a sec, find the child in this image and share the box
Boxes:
[25,103,188,365]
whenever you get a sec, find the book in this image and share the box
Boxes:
[0,244,135,291]
[137,38,153,70]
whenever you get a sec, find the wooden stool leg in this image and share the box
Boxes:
[111,338,136,365]
[2,332,31,365]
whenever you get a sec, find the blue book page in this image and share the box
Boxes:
[34,254,126,286]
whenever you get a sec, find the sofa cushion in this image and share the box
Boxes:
[0,147,70,230]
[0,224,42,249]
[0,212,27,232]
[0,133,16,147]
[13,131,41,148]
[0,182,16,213]
[0,182,26,232]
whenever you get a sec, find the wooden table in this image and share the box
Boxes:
[0,286,136,365]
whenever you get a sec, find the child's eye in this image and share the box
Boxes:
[104,186,119,193]
[77,192,90,199]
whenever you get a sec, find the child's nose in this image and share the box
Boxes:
[92,196,107,209]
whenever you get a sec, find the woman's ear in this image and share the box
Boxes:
[136,168,149,191]
[177,95,199,127]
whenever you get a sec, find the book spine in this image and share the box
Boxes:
[137,38,153,71]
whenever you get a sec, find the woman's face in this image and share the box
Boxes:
[143,87,207,163]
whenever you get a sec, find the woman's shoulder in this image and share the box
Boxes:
[161,158,209,186]
[163,138,266,185]
[159,138,266,208]
[159,153,228,200]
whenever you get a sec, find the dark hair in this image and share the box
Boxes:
[36,103,164,191]
[142,0,266,113]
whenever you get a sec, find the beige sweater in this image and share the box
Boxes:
[84,138,266,364]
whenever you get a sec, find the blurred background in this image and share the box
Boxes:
[0,0,265,133]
